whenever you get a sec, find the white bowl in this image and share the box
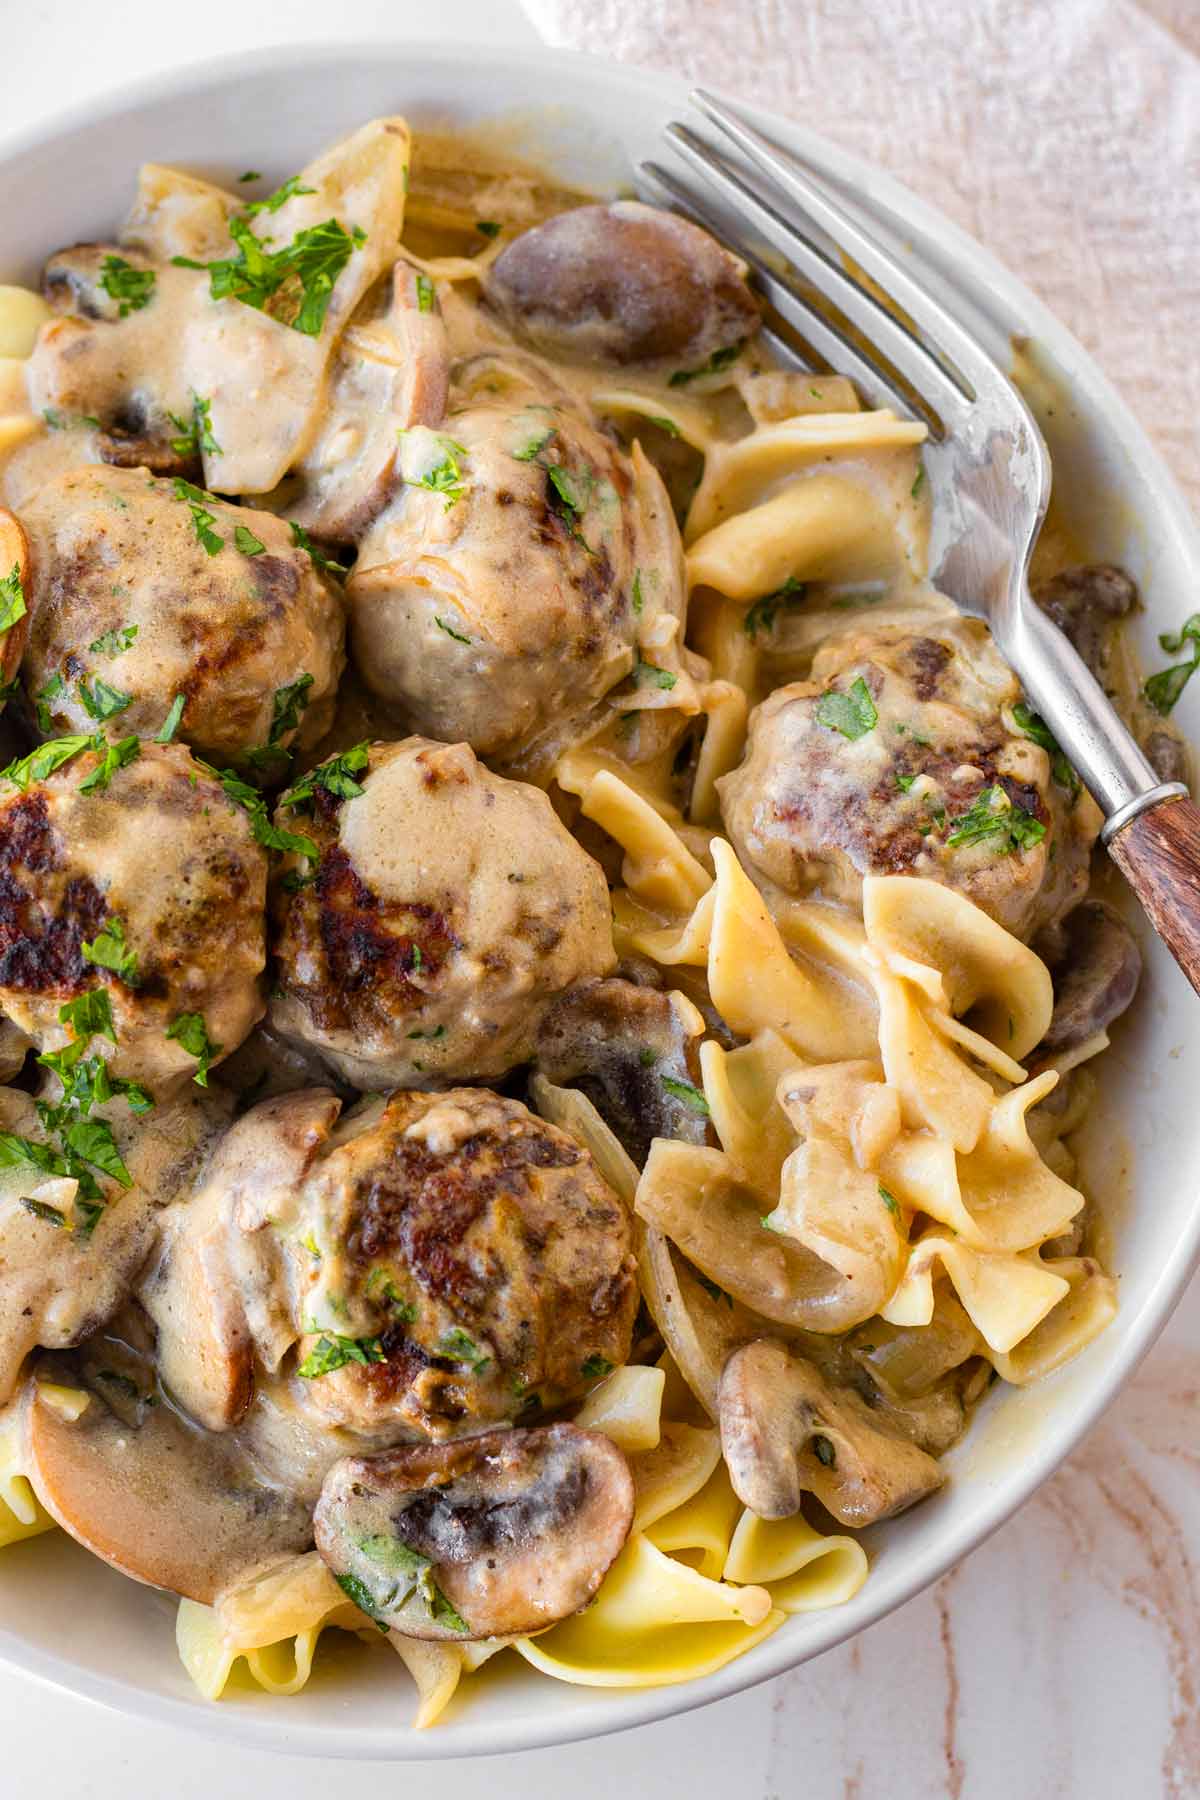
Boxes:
[1,38,1197,1763]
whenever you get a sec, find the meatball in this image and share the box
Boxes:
[269,737,616,1087]
[346,402,686,763]
[0,738,267,1085]
[482,201,761,369]
[290,1088,639,1440]
[19,466,344,772]
[718,620,1099,941]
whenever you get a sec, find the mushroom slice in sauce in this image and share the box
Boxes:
[534,978,708,1166]
[718,1339,944,1528]
[314,1423,634,1640]
[0,506,31,695]
[278,260,450,544]
[140,1088,343,1430]
[1040,900,1143,1053]
[482,201,761,369]
[22,1348,312,1602]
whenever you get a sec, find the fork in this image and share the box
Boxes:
[640,90,1200,998]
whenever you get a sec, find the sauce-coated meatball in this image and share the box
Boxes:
[270,737,616,1087]
[291,1088,639,1440]
[718,620,1099,941]
[0,739,267,1084]
[347,403,685,763]
[20,466,344,771]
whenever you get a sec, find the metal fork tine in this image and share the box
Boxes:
[638,160,925,422]
[689,89,1008,406]
[660,120,973,433]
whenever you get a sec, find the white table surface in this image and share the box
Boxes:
[3,5,1199,1795]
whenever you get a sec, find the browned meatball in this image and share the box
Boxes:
[347,402,687,764]
[19,466,344,771]
[483,201,761,369]
[290,1088,639,1440]
[269,737,616,1088]
[718,620,1099,941]
[0,739,267,1084]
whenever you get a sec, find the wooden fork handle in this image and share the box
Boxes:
[1107,793,1200,997]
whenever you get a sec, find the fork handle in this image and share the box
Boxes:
[1106,793,1200,997]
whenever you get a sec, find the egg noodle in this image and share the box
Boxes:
[0,117,1133,1728]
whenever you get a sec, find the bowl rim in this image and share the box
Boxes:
[1,33,1199,1762]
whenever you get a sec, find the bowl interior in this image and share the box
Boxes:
[0,40,1198,1761]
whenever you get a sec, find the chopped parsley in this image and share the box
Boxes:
[632,657,677,691]
[79,735,139,794]
[878,1183,900,1217]
[167,391,221,460]
[59,988,117,1042]
[743,576,805,640]
[647,414,681,438]
[365,1267,418,1323]
[546,463,589,517]
[1,735,94,789]
[42,408,100,432]
[288,519,348,575]
[87,624,138,658]
[35,674,64,733]
[154,693,186,743]
[76,675,133,722]
[0,563,26,636]
[353,1534,469,1635]
[661,1074,710,1117]
[946,785,1046,853]
[297,1331,386,1378]
[435,1328,491,1373]
[241,174,316,216]
[98,256,156,317]
[1011,701,1080,795]
[513,424,555,462]
[895,772,916,793]
[234,523,266,556]
[19,1195,68,1228]
[172,478,224,556]
[631,569,645,615]
[434,615,470,645]
[407,436,468,509]
[194,758,318,858]
[581,1354,614,1380]
[475,220,502,238]
[81,916,139,986]
[668,341,744,387]
[1145,612,1200,716]
[911,466,926,499]
[415,273,435,314]
[406,1025,446,1041]
[238,171,262,184]
[165,1011,221,1086]
[815,675,878,740]
[279,742,369,811]
[173,213,365,337]
[255,673,314,755]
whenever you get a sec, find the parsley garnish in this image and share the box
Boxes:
[1,735,94,789]
[173,213,364,337]
[895,772,916,792]
[77,676,133,722]
[332,1571,389,1631]
[661,1074,710,1116]
[167,391,221,460]
[0,564,26,636]
[581,1354,614,1379]
[297,1331,386,1378]
[165,1011,221,1086]
[35,674,64,733]
[475,220,502,238]
[743,576,805,639]
[631,569,644,615]
[279,742,370,811]
[194,758,318,858]
[354,1534,469,1635]
[946,785,1046,852]
[546,463,589,517]
[98,256,155,317]
[415,273,434,314]
[435,1328,491,1373]
[668,341,744,387]
[171,477,224,556]
[238,171,262,184]
[261,673,314,751]
[407,436,468,509]
[79,735,139,794]
[513,425,555,462]
[632,657,677,691]
[87,624,137,658]
[1011,701,1080,795]
[434,616,470,645]
[878,1183,900,1217]
[81,916,139,986]
[241,175,316,216]
[365,1267,419,1323]
[234,523,266,556]
[288,520,348,575]
[647,414,681,437]
[154,693,186,743]
[1145,613,1200,716]
[911,466,925,498]
[815,676,878,740]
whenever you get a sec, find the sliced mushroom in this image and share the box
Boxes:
[314,1423,634,1640]
[718,1339,945,1528]
[1032,563,1137,683]
[483,201,760,368]
[535,978,708,1165]
[139,1088,343,1429]
[0,507,31,694]
[278,260,450,543]
[1041,900,1142,1053]
[23,1349,312,1601]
